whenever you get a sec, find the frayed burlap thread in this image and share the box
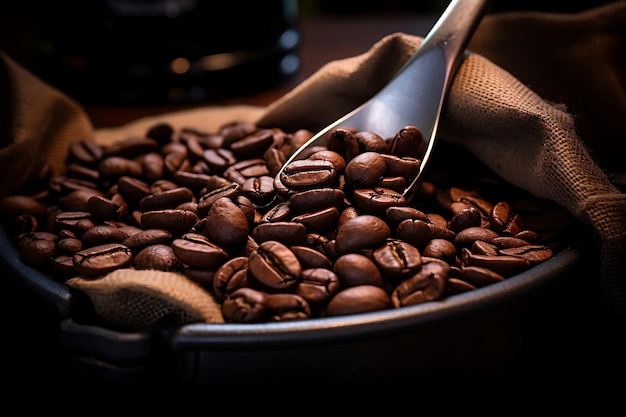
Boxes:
[66,269,225,331]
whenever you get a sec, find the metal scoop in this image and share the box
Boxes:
[276,0,491,201]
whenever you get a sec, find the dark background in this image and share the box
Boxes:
[1,0,624,400]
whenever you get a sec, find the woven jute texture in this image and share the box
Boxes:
[1,3,624,330]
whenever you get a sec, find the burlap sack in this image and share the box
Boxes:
[1,2,624,330]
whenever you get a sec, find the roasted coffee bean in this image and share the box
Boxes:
[224,158,269,184]
[492,236,531,248]
[308,150,346,173]
[454,226,500,248]
[68,140,104,165]
[385,206,429,227]
[390,258,450,307]
[459,265,505,287]
[326,285,391,316]
[338,206,360,226]
[66,163,100,183]
[0,195,47,218]
[59,189,103,212]
[490,201,524,236]
[146,122,174,145]
[171,233,228,268]
[380,154,421,179]
[280,159,338,191]
[291,207,339,233]
[121,228,173,252]
[134,244,183,272]
[220,121,259,147]
[260,201,292,223]
[326,128,360,162]
[87,195,126,221]
[499,244,554,264]
[234,195,256,226]
[140,152,165,182]
[51,254,76,279]
[180,135,205,163]
[354,130,389,154]
[388,125,425,157]
[252,221,307,246]
[289,188,345,213]
[17,232,59,267]
[334,214,390,255]
[296,268,340,306]
[163,151,191,176]
[265,293,311,321]
[471,240,499,256]
[372,239,422,281]
[138,187,195,211]
[213,256,251,301]
[222,287,268,323]
[103,136,159,159]
[422,238,457,264]
[98,156,142,180]
[241,175,275,207]
[230,129,275,160]
[184,267,216,288]
[203,148,237,174]
[205,197,250,248]
[81,225,129,246]
[171,171,213,192]
[116,176,151,204]
[248,240,301,291]
[73,243,133,277]
[448,206,482,234]
[333,253,384,288]
[352,187,406,215]
[374,176,407,193]
[197,182,241,216]
[141,209,198,235]
[54,211,96,235]
[464,253,531,277]
[13,214,39,234]
[395,218,432,249]
[289,245,333,270]
[345,152,387,187]
[56,237,83,254]
[446,277,477,295]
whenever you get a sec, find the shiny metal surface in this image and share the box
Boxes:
[276,0,491,202]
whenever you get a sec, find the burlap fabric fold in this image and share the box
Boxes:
[1,3,624,330]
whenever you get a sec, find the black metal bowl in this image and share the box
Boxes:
[1,220,583,386]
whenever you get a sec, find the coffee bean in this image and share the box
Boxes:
[134,244,183,272]
[372,239,422,281]
[390,258,450,308]
[333,253,384,288]
[296,268,340,307]
[334,214,390,255]
[326,285,391,316]
[171,233,228,268]
[248,240,301,291]
[73,243,133,277]
[222,287,268,323]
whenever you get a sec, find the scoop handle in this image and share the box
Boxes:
[418,0,492,76]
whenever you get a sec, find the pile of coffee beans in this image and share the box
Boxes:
[0,121,574,323]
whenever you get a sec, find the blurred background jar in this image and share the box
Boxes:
[1,0,301,105]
